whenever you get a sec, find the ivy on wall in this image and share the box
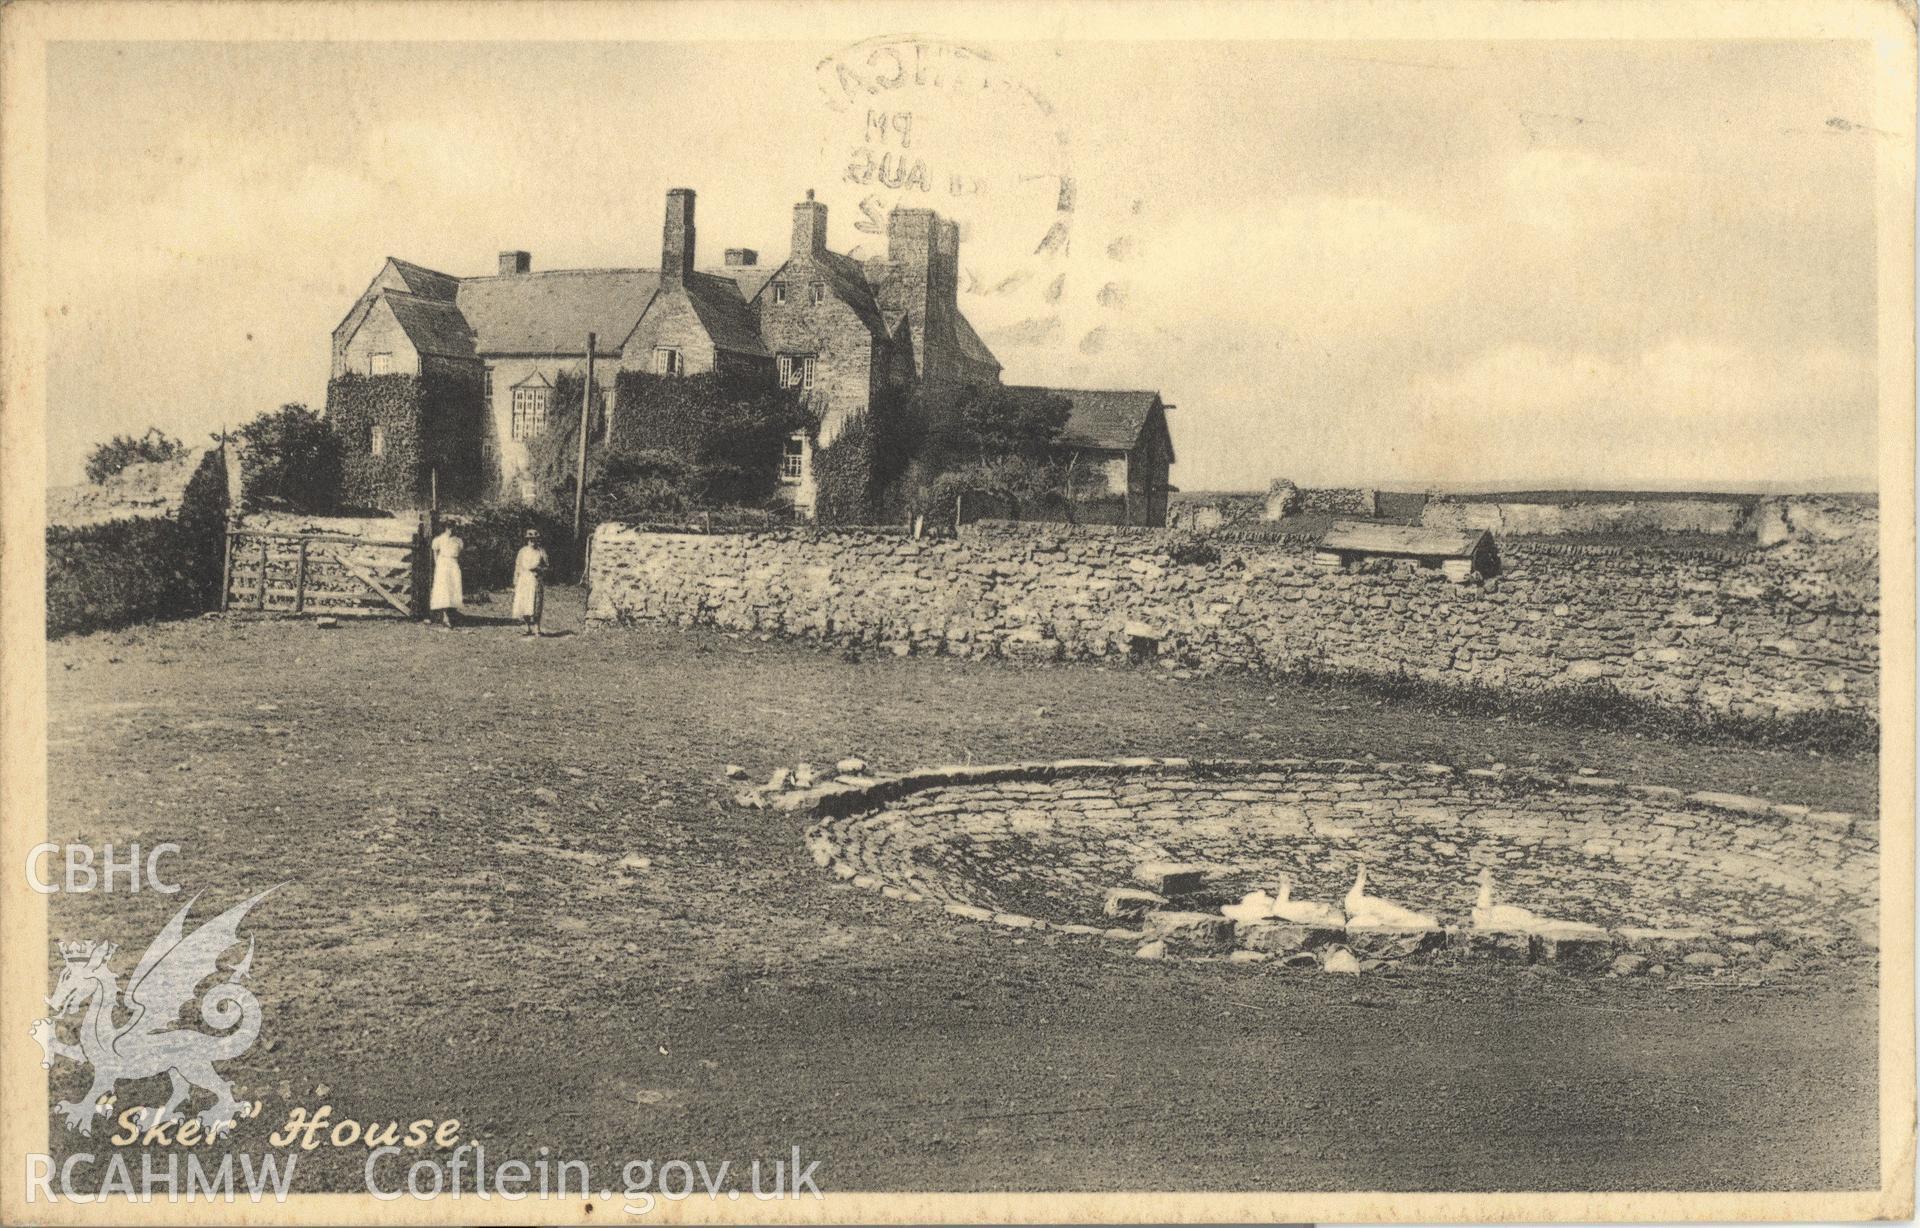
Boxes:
[609,371,805,508]
[327,362,485,510]
[811,415,876,525]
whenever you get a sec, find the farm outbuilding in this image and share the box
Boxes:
[1314,520,1498,583]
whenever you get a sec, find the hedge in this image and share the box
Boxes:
[47,450,230,637]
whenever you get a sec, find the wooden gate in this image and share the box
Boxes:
[222,526,424,619]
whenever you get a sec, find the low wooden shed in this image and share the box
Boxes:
[1314,520,1498,583]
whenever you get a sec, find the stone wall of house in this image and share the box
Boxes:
[584,521,1879,720]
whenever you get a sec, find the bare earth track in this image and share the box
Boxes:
[42,587,1877,1193]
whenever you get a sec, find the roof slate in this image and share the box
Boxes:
[455,269,658,355]
[388,258,461,302]
[1006,385,1163,452]
[953,311,1000,369]
[683,273,772,357]
[384,291,476,359]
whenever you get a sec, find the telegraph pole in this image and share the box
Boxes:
[572,332,596,558]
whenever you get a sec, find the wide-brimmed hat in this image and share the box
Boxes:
[524,529,541,540]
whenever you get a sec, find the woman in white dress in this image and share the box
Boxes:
[512,529,549,637]
[429,523,464,629]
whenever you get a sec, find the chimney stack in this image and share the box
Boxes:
[662,188,696,285]
[498,250,531,275]
[791,189,828,261]
[724,248,758,267]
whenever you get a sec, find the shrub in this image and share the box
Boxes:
[85,428,186,484]
[1167,534,1221,567]
[241,403,344,512]
[451,503,578,589]
[609,370,806,508]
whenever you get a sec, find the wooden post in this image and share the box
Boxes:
[431,467,439,513]
[256,538,269,610]
[219,530,235,612]
[572,332,596,558]
[293,539,309,614]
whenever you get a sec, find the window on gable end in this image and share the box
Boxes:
[772,283,787,305]
[809,283,825,306]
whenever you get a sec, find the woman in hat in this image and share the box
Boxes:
[512,528,550,636]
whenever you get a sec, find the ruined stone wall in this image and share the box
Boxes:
[584,522,1879,720]
[1423,495,1753,536]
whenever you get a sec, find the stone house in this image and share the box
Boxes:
[330,187,1166,521]
[1005,387,1176,527]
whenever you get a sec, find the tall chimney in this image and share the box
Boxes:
[498,250,531,275]
[791,189,828,261]
[662,188,696,285]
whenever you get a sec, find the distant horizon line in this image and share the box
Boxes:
[1178,477,1881,498]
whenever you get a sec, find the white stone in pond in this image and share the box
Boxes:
[1134,941,1167,961]
[1322,947,1362,974]
[792,763,820,787]
[724,764,747,779]
[835,757,868,774]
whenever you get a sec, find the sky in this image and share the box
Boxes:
[45,37,1882,492]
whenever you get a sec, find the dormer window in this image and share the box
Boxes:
[653,347,683,376]
[771,283,787,305]
[809,283,825,306]
[510,374,554,440]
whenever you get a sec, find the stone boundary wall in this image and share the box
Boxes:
[1295,487,1376,516]
[585,521,1878,720]
[779,757,1877,971]
[1422,496,1753,537]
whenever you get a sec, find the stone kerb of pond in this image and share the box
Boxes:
[765,756,1876,977]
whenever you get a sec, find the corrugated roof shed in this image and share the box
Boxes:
[1319,520,1491,559]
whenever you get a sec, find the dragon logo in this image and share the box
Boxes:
[33,888,278,1136]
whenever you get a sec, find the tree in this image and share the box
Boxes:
[923,385,1071,469]
[84,428,186,484]
[237,403,343,512]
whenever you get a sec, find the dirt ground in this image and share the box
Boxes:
[40,587,1880,1193]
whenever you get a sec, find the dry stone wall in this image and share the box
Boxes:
[585,521,1878,720]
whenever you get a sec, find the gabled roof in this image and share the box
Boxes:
[455,269,658,356]
[953,311,1000,370]
[1007,386,1164,453]
[510,370,553,389]
[1319,521,1491,560]
[754,250,889,337]
[683,273,771,357]
[388,258,460,302]
[704,264,778,306]
[383,291,476,360]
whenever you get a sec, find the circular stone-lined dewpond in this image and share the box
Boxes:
[801,759,1877,943]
